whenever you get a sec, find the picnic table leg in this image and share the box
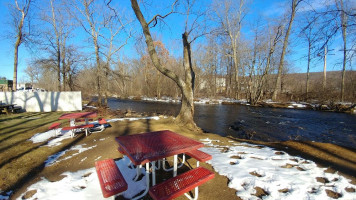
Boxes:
[71,129,75,138]
[173,155,178,177]
[162,154,185,172]
[156,159,161,170]
[131,163,150,200]
[85,127,90,136]
[129,161,135,169]
[184,187,199,200]
[178,154,186,168]
[70,119,75,126]
[133,165,142,181]
[151,161,156,186]
[162,158,168,170]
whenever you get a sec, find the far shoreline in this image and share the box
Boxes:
[89,96,356,114]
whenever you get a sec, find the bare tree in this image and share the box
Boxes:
[101,11,132,105]
[336,0,348,102]
[49,0,61,91]
[300,15,319,100]
[72,0,106,106]
[272,0,302,101]
[247,23,283,105]
[310,0,355,101]
[213,0,247,99]
[39,0,74,91]
[10,0,32,91]
[130,0,209,128]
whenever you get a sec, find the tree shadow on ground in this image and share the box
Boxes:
[5,133,86,195]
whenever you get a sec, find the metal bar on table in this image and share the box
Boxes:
[173,154,178,177]
[131,163,150,200]
[162,154,185,172]
[184,187,199,200]
[133,165,142,181]
[152,161,156,186]
[70,119,75,126]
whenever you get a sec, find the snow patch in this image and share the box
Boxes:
[200,138,355,200]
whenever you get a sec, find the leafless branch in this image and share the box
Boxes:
[147,0,178,27]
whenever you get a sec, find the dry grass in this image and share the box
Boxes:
[0,112,65,191]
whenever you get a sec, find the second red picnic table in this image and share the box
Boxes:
[59,112,97,126]
[115,130,205,199]
[58,112,98,137]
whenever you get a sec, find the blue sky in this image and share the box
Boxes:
[0,0,352,82]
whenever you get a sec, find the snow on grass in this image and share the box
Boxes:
[16,156,146,200]
[28,116,163,146]
[29,129,74,147]
[45,144,97,167]
[107,116,161,123]
[29,130,59,143]
[200,138,355,200]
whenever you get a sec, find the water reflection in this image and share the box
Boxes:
[107,98,356,148]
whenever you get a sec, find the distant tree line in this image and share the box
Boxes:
[6,0,356,107]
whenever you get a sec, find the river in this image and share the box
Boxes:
[107,98,356,148]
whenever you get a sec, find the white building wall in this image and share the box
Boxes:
[0,91,82,112]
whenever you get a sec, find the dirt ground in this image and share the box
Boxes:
[1,109,356,200]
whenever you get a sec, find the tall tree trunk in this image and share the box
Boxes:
[232,46,240,99]
[272,0,299,101]
[13,1,29,91]
[61,39,67,91]
[306,42,311,100]
[13,39,20,91]
[338,0,347,102]
[130,0,197,128]
[104,62,110,107]
[56,41,61,91]
[94,41,102,106]
[176,32,195,124]
[51,0,61,91]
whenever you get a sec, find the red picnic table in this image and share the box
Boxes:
[59,112,97,125]
[115,130,205,199]
[59,112,98,137]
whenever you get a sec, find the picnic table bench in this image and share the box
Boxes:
[74,118,93,123]
[149,166,214,200]
[0,104,20,114]
[58,112,109,137]
[49,122,62,136]
[95,159,128,198]
[62,124,94,137]
[185,149,212,167]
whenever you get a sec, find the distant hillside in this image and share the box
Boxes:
[279,70,356,102]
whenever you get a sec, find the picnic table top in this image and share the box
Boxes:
[115,130,204,165]
[0,104,15,108]
[58,112,97,120]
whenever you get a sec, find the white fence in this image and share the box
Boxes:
[0,91,82,112]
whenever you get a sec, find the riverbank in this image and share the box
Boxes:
[0,110,355,199]
[87,105,356,181]
[117,96,356,114]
